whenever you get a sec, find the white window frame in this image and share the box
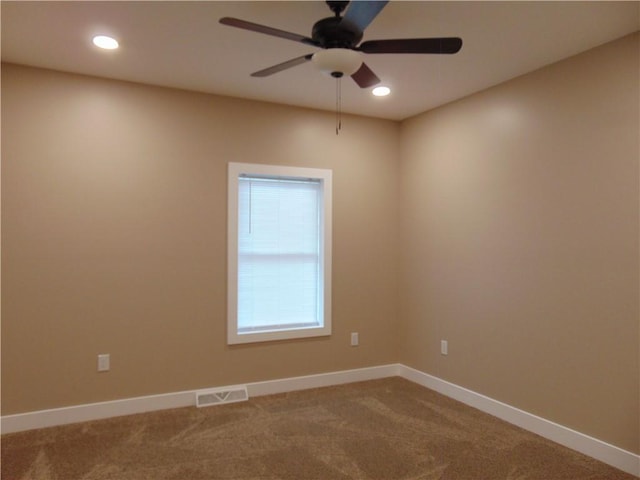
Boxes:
[227,162,332,345]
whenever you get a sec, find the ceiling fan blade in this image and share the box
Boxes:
[359,37,463,54]
[220,17,318,47]
[351,62,380,88]
[342,1,389,32]
[251,54,314,78]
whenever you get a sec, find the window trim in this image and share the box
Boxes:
[227,162,332,345]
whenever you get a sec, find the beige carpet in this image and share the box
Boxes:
[2,377,636,479]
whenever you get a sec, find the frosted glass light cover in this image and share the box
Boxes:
[312,48,362,76]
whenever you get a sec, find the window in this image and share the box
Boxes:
[227,162,332,344]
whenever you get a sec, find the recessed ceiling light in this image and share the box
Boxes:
[92,35,119,50]
[372,86,391,97]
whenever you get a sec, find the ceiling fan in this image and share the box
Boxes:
[219,0,463,88]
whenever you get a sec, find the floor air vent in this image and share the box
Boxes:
[196,385,248,408]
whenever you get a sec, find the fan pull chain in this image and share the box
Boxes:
[335,77,342,135]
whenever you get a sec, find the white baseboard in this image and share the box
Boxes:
[0,364,397,435]
[0,389,197,434]
[246,363,400,397]
[397,364,640,477]
[2,363,637,477]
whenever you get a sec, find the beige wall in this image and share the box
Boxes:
[2,32,638,456]
[399,32,639,454]
[1,65,400,414]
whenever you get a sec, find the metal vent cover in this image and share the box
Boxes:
[196,385,248,408]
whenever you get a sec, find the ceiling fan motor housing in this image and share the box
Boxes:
[312,16,363,49]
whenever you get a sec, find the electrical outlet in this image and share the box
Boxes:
[351,332,359,346]
[97,354,110,372]
[441,340,448,355]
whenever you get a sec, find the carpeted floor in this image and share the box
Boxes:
[2,377,636,479]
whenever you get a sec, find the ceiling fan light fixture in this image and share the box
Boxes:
[312,48,362,77]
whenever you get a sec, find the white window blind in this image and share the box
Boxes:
[238,176,321,332]
[228,163,332,345]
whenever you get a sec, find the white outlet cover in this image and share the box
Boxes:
[98,354,110,372]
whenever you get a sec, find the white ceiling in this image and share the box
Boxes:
[2,1,638,121]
